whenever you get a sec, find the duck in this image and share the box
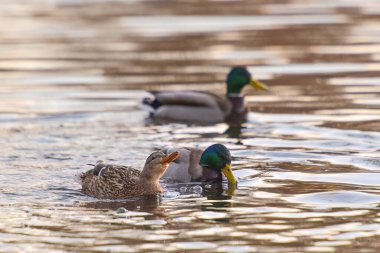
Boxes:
[162,144,237,187]
[143,66,267,124]
[79,151,180,199]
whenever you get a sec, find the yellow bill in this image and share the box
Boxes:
[221,164,238,186]
[250,78,268,91]
[161,151,180,165]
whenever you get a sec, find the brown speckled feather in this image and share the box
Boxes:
[80,164,146,199]
[79,151,179,199]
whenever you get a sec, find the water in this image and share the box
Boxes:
[1,0,380,252]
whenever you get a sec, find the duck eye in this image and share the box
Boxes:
[217,152,227,161]
[147,155,155,163]
[148,153,162,162]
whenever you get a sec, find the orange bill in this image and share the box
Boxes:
[160,151,180,164]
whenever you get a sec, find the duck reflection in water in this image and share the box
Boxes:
[80,195,163,213]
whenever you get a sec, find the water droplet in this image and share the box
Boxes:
[192,185,203,194]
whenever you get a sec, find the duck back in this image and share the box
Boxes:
[80,165,141,199]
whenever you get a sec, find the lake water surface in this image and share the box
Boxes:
[1,0,380,252]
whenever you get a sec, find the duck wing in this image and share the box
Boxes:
[148,91,231,123]
[163,146,203,182]
[81,164,141,199]
[151,91,228,109]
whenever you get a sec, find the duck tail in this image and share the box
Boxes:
[143,97,162,109]
[140,97,162,113]
[74,172,85,184]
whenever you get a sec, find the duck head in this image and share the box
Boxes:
[199,144,237,186]
[226,66,267,95]
[140,151,180,181]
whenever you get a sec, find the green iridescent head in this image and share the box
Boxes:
[226,66,268,95]
[199,144,237,185]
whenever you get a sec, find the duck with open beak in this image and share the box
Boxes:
[79,151,180,199]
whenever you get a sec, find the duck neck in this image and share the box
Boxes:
[201,166,223,182]
[138,173,163,194]
[226,95,246,114]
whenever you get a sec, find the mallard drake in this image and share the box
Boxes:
[163,144,237,186]
[79,151,179,199]
[143,66,267,123]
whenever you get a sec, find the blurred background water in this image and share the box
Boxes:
[0,0,380,252]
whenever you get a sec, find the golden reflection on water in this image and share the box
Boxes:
[1,0,380,252]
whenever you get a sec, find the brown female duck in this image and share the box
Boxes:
[80,151,179,199]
